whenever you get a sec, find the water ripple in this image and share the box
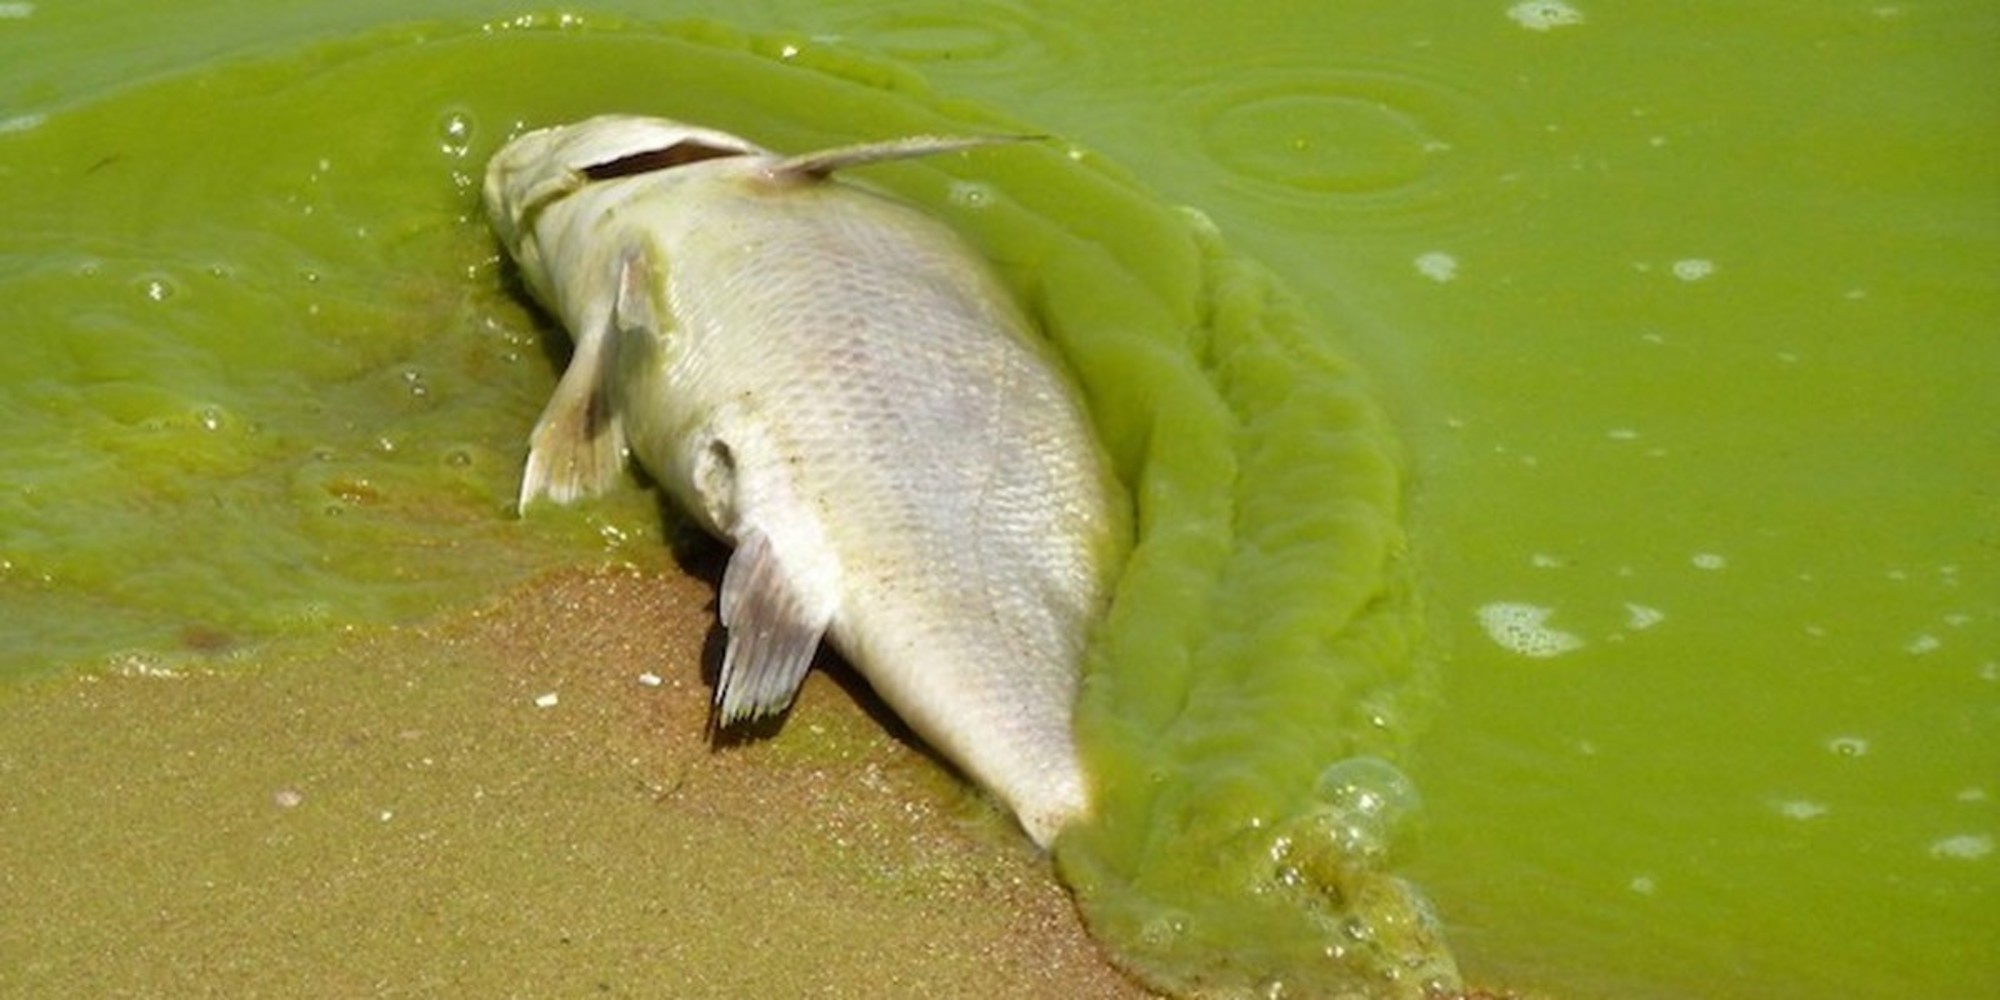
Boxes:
[1183,62,1521,232]
[823,0,1079,80]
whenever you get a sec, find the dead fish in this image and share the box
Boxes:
[483,115,1126,847]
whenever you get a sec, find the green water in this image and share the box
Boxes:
[4,2,1994,998]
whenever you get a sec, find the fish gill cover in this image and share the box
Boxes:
[0,14,1449,995]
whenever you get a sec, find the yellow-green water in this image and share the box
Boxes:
[3,3,1994,998]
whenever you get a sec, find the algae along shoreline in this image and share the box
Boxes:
[2,18,1462,998]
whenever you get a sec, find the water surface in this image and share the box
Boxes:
[3,2,1994,997]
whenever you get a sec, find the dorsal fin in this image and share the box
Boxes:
[771,133,1045,180]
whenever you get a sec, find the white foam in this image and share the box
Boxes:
[1477,602,1585,658]
[111,654,183,679]
[1624,603,1665,630]
[0,3,35,19]
[1508,1,1585,31]
[1414,251,1459,282]
[1672,258,1715,281]
[1928,834,1992,861]
[1772,799,1828,821]
[533,691,560,708]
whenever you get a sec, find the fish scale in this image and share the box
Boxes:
[484,115,1127,847]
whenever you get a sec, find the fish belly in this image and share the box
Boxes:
[614,179,1118,845]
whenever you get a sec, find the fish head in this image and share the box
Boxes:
[482,115,768,304]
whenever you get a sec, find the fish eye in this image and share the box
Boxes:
[581,140,750,181]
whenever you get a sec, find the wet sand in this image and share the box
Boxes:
[0,566,1152,997]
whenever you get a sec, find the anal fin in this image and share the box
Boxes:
[714,526,833,727]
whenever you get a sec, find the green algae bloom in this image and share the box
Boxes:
[1,17,1444,995]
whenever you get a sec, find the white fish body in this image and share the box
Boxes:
[483,115,1125,847]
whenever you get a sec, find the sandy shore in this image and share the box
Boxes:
[0,566,1153,997]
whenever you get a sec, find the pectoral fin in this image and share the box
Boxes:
[518,254,653,511]
[714,525,833,726]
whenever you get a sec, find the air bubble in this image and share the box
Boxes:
[1827,735,1870,757]
[438,109,475,158]
[137,275,178,302]
[1305,756,1424,867]
[948,180,994,209]
[1137,910,1192,949]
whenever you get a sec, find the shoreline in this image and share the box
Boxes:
[0,566,1150,997]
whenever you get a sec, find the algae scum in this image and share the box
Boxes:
[1,18,1446,998]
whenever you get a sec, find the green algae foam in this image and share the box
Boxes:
[0,16,1449,996]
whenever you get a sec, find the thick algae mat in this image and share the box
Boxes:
[2,16,1447,999]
